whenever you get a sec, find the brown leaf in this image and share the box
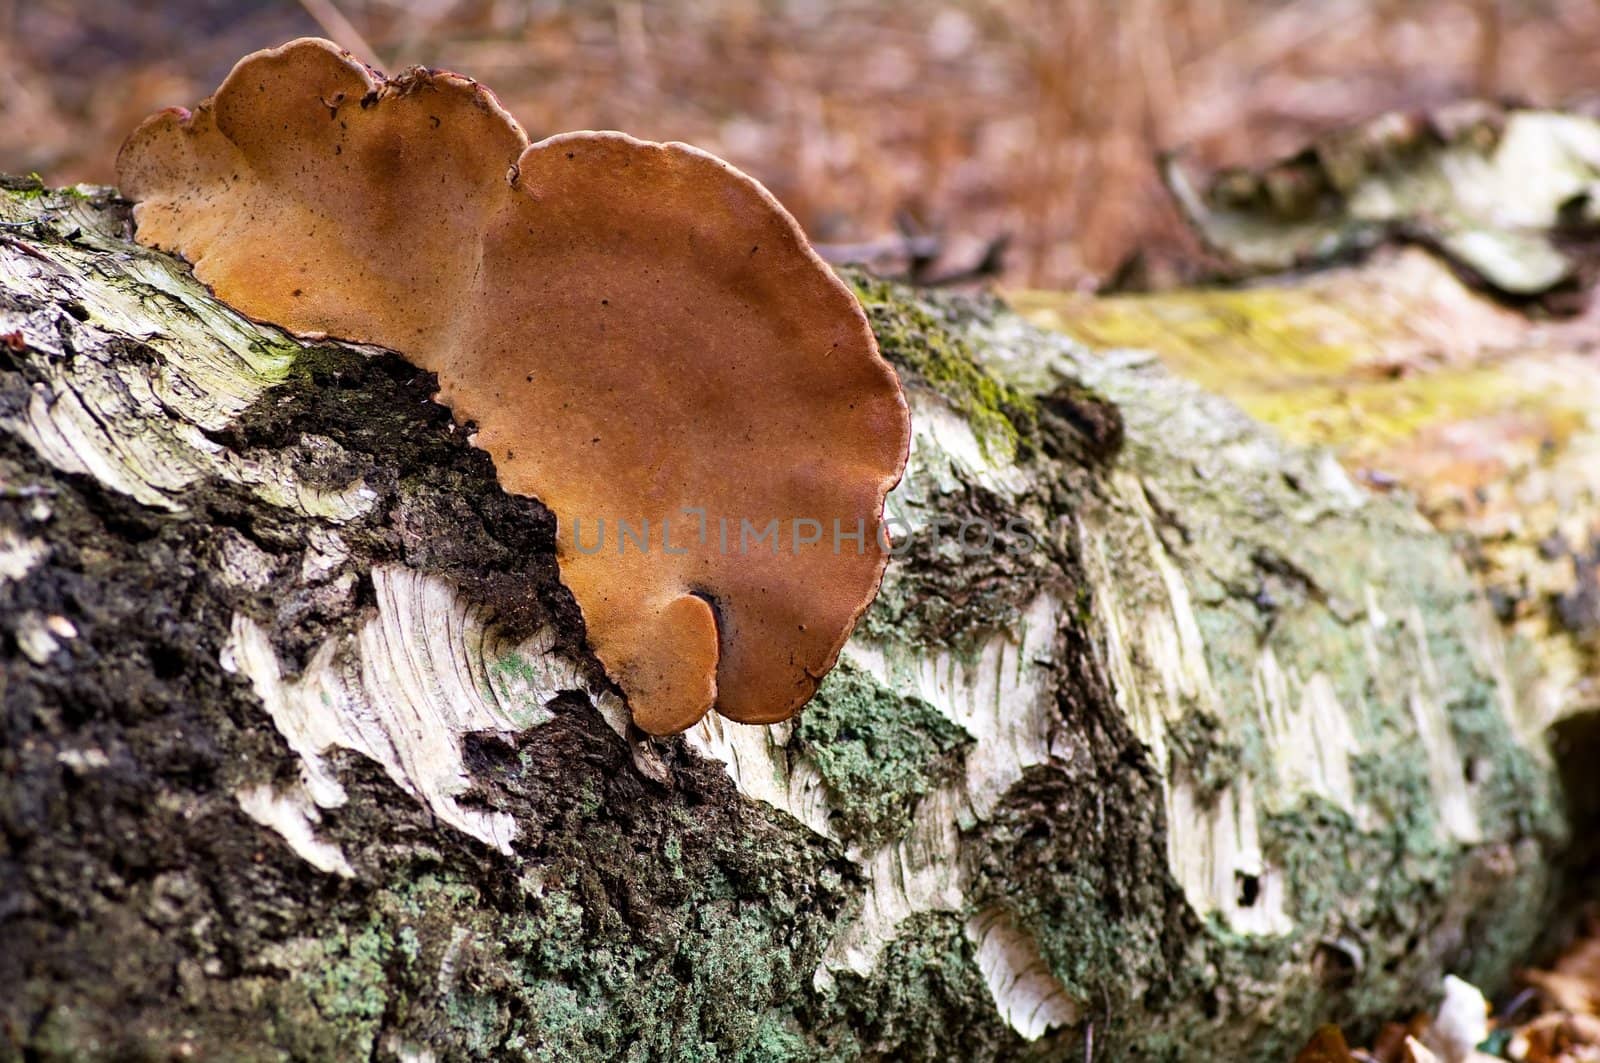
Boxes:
[1524,913,1600,1018]
[1296,1025,1357,1063]
[1508,1010,1600,1062]
[1524,971,1600,1017]
[1374,1017,1435,1063]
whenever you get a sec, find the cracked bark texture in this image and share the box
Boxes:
[0,177,1574,1063]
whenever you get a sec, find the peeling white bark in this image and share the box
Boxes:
[683,716,834,839]
[235,782,356,878]
[0,528,47,582]
[1079,484,1299,934]
[1401,604,1483,844]
[0,208,293,512]
[221,566,615,857]
[966,907,1080,1039]
[688,592,1065,1038]
[894,395,1029,500]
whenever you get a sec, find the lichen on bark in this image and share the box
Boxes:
[790,661,973,848]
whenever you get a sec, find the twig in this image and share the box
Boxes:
[0,484,57,500]
[814,228,1008,288]
[919,233,1011,287]
[297,0,384,67]
[813,233,942,266]
[0,234,54,263]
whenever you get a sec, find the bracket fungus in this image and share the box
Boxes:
[116,38,910,735]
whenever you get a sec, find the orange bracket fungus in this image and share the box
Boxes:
[116,38,910,735]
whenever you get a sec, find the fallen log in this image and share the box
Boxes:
[0,149,1580,1060]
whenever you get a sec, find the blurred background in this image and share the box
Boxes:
[3,0,1598,290]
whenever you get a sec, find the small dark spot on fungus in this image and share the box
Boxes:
[116,37,910,735]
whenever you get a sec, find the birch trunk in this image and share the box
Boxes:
[0,173,1573,1063]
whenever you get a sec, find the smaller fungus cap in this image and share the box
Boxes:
[117,38,911,735]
